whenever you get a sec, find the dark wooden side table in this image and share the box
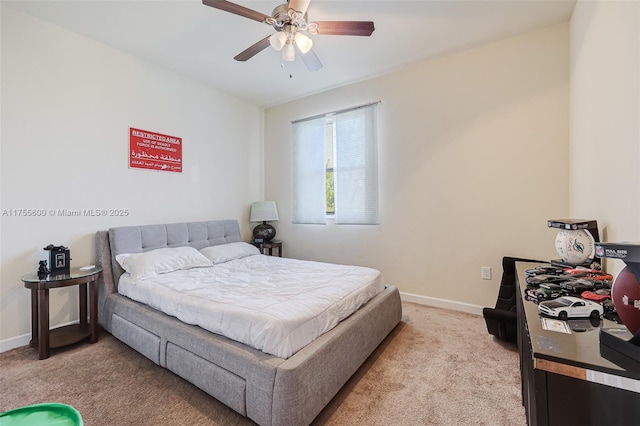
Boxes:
[251,240,283,257]
[22,267,102,359]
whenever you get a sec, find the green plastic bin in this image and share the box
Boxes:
[0,403,83,426]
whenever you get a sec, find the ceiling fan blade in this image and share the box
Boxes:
[288,0,311,16]
[234,36,271,62]
[313,21,375,36]
[298,47,323,72]
[202,0,271,23]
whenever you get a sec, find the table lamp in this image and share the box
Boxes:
[250,201,279,242]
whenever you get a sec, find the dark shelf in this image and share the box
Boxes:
[50,323,92,348]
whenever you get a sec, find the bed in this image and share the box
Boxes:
[96,219,402,426]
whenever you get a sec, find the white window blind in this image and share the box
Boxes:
[292,102,379,225]
[334,106,378,224]
[292,115,326,224]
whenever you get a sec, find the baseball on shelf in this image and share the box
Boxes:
[555,229,595,265]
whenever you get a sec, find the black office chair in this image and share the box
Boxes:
[483,256,542,342]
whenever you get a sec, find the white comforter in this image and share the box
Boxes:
[118,254,384,358]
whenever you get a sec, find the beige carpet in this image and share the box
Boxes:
[0,302,526,425]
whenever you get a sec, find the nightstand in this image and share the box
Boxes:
[22,266,102,359]
[251,240,283,257]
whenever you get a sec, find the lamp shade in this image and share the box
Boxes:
[294,32,313,54]
[269,32,287,51]
[250,201,279,223]
[282,43,296,62]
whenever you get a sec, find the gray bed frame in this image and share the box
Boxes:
[95,220,402,426]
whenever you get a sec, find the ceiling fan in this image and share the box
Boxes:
[202,0,375,71]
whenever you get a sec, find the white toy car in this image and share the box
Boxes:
[538,296,603,320]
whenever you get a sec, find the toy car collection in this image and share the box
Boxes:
[524,265,616,321]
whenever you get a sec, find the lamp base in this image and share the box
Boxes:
[253,222,276,242]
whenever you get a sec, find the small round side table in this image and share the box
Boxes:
[22,267,102,359]
[250,240,283,257]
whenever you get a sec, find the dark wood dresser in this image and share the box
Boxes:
[516,262,639,425]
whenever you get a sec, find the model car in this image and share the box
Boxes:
[563,277,612,292]
[538,296,603,320]
[601,299,621,323]
[563,268,598,277]
[561,278,595,294]
[536,283,566,301]
[526,274,572,287]
[526,266,563,276]
[526,268,544,277]
[587,273,614,282]
[581,289,611,303]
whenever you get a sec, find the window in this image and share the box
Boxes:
[325,120,335,215]
[292,102,379,225]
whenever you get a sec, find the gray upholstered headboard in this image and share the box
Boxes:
[105,220,241,290]
[94,219,241,333]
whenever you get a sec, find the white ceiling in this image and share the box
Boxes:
[5,0,576,107]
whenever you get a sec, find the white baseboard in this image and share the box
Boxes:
[1,297,483,353]
[400,291,484,316]
[0,332,32,353]
[0,320,79,353]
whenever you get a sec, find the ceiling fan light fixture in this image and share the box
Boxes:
[294,32,313,54]
[269,32,287,51]
[283,43,296,61]
[202,0,374,72]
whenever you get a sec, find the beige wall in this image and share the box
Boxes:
[8,3,633,349]
[0,6,263,347]
[265,23,570,311]
[570,0,640,276]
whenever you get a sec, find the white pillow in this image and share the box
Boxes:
[116,246,213,281]
[200,242,260,264]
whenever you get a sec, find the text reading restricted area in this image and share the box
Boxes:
[2,209,130,217]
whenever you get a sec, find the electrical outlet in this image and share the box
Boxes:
[481,266,492,280]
